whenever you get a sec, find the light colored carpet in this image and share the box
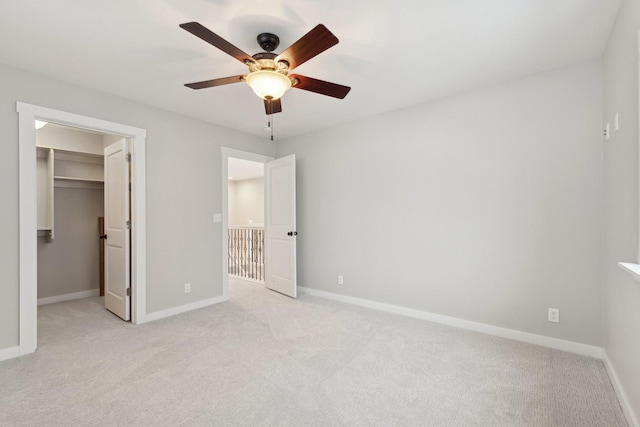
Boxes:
[0,278,627,426]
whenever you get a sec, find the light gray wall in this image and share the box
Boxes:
[37,187,104,298]
[602,0,640,420]
[228,178,264,226]
[277,60,603,345]
[0,62,275,351]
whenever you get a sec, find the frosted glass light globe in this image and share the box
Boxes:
[245,71,292,100]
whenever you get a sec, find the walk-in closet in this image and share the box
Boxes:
[36,122,118,305]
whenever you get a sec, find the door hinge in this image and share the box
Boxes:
[126,153,132,162]
[126,288,131,297]
[126,220,131,229]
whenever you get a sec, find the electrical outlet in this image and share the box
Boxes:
[337,275,344,285]
[184,283,191,294]
[548,308,559,323]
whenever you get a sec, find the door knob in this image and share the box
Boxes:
[287,231,298,236]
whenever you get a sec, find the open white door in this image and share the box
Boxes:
[104,138,131,320]
[265,154,297,298]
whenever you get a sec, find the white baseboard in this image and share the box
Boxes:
[38,289,100,306]
[0,346,21,362]
[141,295,228,323]
[602,350,640,427]
[299,287,602,358]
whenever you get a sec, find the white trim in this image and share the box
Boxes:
[603,350,640,427]
[637,28,640,264]
[0,346,21,362]
[618,262,640,282]
[17,104,38,356]
[299,286,603,358]
[143,296,228,323]
[38,289,100,306]
[221,148,273,301]
[130,132,147,324]
[17,102,148,357]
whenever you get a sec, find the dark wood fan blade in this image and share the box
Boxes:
[264,98,282,115]
[290,74,351,99]
[185,75,245,90]
[275,24,338,71]
[180,22,255,65]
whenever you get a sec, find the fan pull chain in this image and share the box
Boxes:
[265,99,274,141]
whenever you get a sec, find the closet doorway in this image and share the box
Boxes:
[17,102,147,356]
[36,123,131,320]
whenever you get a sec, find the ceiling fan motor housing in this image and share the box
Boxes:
[257,33,280,52]
[250,52,289,74]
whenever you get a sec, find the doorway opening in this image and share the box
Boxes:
[221,148,298,300]
[17,102,147,356]
[227,157,265,284]
[221,148,273,299]
[36,123,120,311]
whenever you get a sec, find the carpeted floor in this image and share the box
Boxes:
[0,278,628,426]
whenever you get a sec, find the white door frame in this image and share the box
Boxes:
[221,147,273,298]
[17,102,147,356]
[637,29,640,265]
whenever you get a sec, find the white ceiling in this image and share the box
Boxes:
[0,0,621,140]
[228,157,264,181]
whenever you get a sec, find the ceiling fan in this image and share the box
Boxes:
[180,22,351,115]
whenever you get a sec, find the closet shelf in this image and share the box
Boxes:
[54,176,104,183]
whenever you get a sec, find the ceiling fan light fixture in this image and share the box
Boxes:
[245,70,291,100]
